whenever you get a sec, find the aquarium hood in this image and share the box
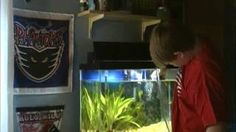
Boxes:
[80,41,157,69]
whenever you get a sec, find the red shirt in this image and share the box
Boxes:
[172,44,227,132]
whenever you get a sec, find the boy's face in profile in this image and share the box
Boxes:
[166,51,194,67]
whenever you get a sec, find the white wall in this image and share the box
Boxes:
[1,0,14,132]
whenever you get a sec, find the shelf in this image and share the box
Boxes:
[78,10,161,40]
[103,11,161,40]
[78,10,104,38]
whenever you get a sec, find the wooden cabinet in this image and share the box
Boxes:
[185,0,225,55]
[186,0,235,125]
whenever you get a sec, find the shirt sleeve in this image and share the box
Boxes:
[191,59,227,128]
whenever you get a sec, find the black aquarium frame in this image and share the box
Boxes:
[80,41,156,69]
[80,41,176,70]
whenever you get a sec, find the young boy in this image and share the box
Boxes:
[149,24,228,132]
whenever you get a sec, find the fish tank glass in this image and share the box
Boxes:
[80,68,175,132]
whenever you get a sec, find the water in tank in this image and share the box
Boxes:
[80,68,175,132]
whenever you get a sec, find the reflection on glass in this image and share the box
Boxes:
[80,68,174,132]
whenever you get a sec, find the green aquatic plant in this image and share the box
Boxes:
[81,85,104,130]
[81,84,142,132]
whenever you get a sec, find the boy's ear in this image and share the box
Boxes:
[174,51,184,59]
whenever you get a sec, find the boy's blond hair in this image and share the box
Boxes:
[149,24,196,68]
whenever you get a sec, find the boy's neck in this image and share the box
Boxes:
[185,41,203,66]
[193,42,203,56]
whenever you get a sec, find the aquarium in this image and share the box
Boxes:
[80,68,176,132]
